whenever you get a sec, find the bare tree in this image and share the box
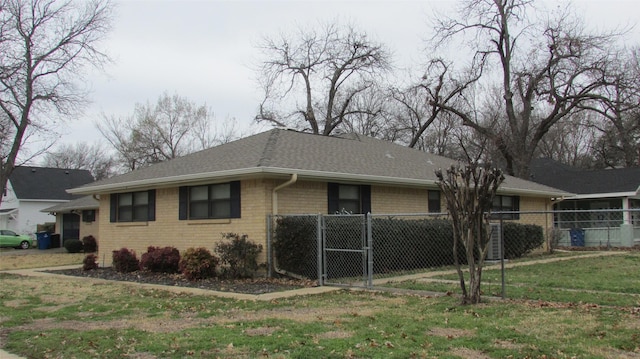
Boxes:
[41,142,115,180]
[338,84,393,139]
[581,47,640,168]
[0,0,112,205]
[436,162,504,305]
[537,111,600,168]
[255,22,391,136]
[429,0,617,178]
[98,93,234,172]
[97,113,142,172]
[387,59,483,160]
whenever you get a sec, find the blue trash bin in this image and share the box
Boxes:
[569,228,585,246]
[36,232,51,250]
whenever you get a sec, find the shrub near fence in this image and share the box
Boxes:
[216,233,263,279]
[503,223,545,259]
[371,217,461,273]
[272,216,318,278]
[271,214,546,281]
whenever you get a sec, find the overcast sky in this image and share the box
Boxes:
[54,0,640,151]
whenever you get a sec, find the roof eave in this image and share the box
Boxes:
[566,190,640,200]
[68,166,567,198]
[67,167,271,195]
[500,186,572,199]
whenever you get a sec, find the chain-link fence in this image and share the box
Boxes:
[267,209,640,290]
[552,209,640,248]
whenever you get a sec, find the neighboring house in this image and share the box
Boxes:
[530,158,640,247]
[68,129,567,263]
[41,195,100,246]
[0,166,94,238]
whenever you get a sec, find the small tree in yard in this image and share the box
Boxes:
[435,162,504,304]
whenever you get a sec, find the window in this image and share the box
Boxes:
[179,181,241,220]
[428,190,441,213]
[328,183,371,214]
[110,190,156,222]
[82,210,96,223]
[492,195,520,219]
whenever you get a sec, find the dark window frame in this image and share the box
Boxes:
[179,181,241,220]
[428,190,441,213]
[492,195,520,220]
[328,183,371,214]
[109,190,156,223]
[82,209,96,223]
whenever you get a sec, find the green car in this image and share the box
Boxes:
[0,229,35,249]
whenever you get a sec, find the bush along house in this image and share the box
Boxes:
[67,129,568,266]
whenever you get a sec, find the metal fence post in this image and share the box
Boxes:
[367,213,373,288]
[266,215,272,278]
[500,215,506,299]
[317,214,323,286]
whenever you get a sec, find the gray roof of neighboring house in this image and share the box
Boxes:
[69,129,568,198]
[41,195,99,213]
[530,158,640,195]
[10,166,94,201]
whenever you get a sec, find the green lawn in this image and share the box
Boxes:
[0,252,639,358]
[385,252,640,307]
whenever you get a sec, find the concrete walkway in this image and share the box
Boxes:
[2,265,342,301]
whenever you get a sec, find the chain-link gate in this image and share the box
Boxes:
[321,214,371,287]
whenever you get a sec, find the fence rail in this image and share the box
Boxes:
[267,209,640,293]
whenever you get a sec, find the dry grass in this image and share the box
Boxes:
[0,251,84,270]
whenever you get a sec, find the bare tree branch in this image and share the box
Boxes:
[254,21,391,136]
[97,93,237,172]
[0,0,113,205]
[427,0,620,178]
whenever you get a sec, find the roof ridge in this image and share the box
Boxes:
[258,129,280,167]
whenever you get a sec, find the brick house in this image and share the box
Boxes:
[68,129,567,262]
[41,195,99,246]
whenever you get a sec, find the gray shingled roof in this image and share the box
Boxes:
[69,129,568,197]
[10,166,94,200]
[41,195,99,213]
[530,158,640,195]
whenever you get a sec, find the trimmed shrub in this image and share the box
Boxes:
[64,239,83,253]
[82,235,98,253]
[216,233,263,279]
[83,254,99,271]
[503,222,545,259]
[112,248,140,273]
[371,217,464,273]
[140,246,180,273]
[272,216,318,278]
[179,247,219,281]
